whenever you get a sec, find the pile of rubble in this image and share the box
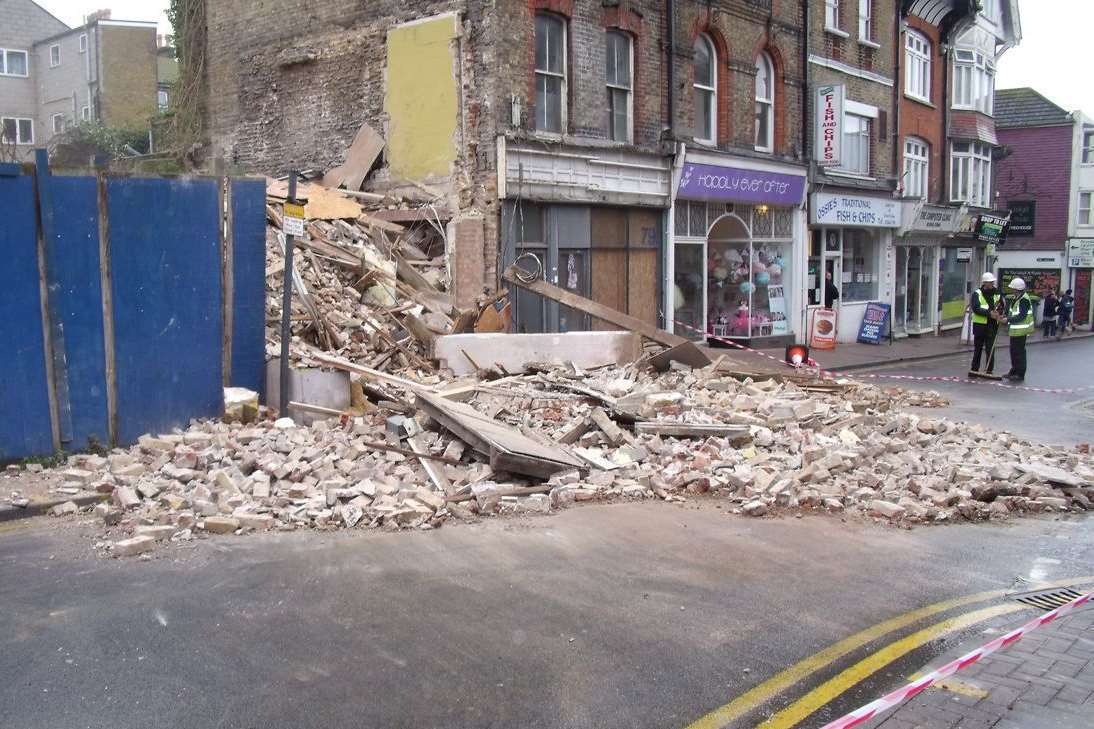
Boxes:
[29,362,1094,557]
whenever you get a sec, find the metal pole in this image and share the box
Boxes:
[279,171,297,419]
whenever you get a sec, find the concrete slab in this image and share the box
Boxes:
[265,360,351,425]
[434,331,642,376]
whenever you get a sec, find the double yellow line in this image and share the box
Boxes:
[686,576,1094,729]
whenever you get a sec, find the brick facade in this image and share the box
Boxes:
[899,16,946,203]
[97,25,158,128]
[807,0,899,187]
[996,125,1074,251]
[671,1,805,161]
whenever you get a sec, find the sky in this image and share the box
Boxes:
[996,0,1094,116]
[31,1,1092,116]
[36,0,171,34]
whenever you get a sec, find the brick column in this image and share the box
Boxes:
[449,214,486,310]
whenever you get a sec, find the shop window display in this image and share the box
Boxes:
[706,216,789,338]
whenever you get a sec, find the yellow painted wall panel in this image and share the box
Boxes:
[385,14,459,181]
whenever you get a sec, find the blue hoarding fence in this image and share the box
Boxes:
[0,155,265,460]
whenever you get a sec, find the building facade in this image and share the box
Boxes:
[1068,115,1094,329]
[0,1,160,161]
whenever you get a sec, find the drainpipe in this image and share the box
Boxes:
[893,12,902,196]
[801,0,812,341]
[801,0,810,162]
[666,0,675,139]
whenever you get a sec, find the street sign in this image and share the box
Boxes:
[1069,239,1094,268]
[283,203,306,236]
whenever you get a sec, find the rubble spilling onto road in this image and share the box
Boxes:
[20,361,1094,558]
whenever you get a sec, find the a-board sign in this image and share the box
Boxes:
[810,308,838,350]
[856,302,891,345]
[283,203,306,236]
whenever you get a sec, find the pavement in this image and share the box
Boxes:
[864,595,1094,729]
[1,502,1093,729]
[759,330,1094,373]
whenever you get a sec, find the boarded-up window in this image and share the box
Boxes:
[590,208,660,330]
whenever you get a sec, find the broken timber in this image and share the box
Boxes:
[415,391,585,480]
[502,264,688,348]
[634,422,752,441]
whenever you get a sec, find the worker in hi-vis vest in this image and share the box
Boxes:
[1004,277,1035,382]
[968,272,1002,376]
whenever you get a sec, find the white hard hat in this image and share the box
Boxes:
[1009,277,1026,291]
[981,272,996,284]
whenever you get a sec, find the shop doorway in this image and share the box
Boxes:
[895,245,937,335]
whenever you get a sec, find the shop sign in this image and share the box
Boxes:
[810,308,838,349]
[956,247,973,262]
[814,84,844,168]
[998,268,1061,298]
[856,302,891,345]
[1008,201,1035,237]
[909,204,961,234]
[812,192,901,228]
[1068,239,1094,268]
[677,162,806,206]
[976,213,1010,245]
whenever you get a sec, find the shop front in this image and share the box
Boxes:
[669,155,807,345]
[1067,239,1094,330]
[895,203,974,335]
[808,192,901,344]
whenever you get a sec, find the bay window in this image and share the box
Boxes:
[905,30,930,102]
[953,50,994,114]
[693,35,716,144]
[1082,132,1094,164]
[534,14,567,134]
[839,113,871,175]
[951,141,992,208]
[605,30,633,142]
[903,138,929,199]
[754,52,773,152]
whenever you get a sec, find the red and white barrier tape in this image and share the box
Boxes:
[672,320,1094,396]
[819,589,1094,729]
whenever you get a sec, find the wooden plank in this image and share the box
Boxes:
[446,485,551,503]
[335,189,386,202]
[358,438,465,466]
[634,422,752,440]
[648,341,713,372]
[502,263,687,348]
[407,433,455,496]
[589,407,633,446]
[311,352,432,393]
[288,401,345,417]
[96,172,118,447]
[357,213,406,234]
[321,122,385,191]
[557,417,593,445]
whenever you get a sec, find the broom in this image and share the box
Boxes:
[968,311,1004,380]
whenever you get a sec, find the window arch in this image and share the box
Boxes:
[905,30,930,102]
[754,52,774,152]
[693,34,716,144]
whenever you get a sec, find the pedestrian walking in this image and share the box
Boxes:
[1041,289,1059,338]
[1058,288,1075,338]
[968,272,1003,378]
[1004,277,1035,382]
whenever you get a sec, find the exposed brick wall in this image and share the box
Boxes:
[672,1,805,161]
[996,125,1074,250]
[899,16,945,203]
[98,25,158,128]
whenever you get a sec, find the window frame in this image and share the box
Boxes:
[693,34,717,145]
[950,141,993,208]
[754,52,774,152]
[533,13,568,136]
[605,30,633,144]
[49,44,60,68]
[904,30,931,103]
[953,50,994,114]
[858,0,872,41]
[1,116,35,145]
[81,105,91,121]
[825,0,841,31]
[51,113,65,134]
[1082,132,1094,165]
[903,137,929,199]
[0,48,30,77]
[79,34,87,53]
[1079,192,1093,227]
[837,112,872,176]
[157,89,170,112]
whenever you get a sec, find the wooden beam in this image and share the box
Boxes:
[407,433,455,496]
[502,264,687,348]
[634,422,752,440]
